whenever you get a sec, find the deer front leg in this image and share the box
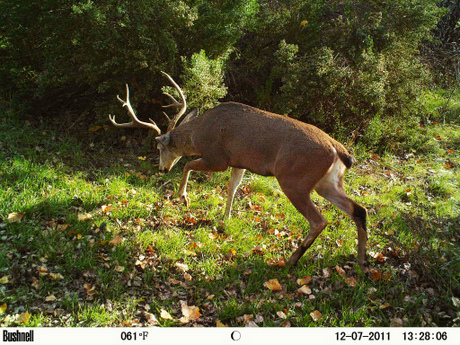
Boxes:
[178,158,229,207]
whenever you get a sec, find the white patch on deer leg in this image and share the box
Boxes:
[315,158,353,216]
[224,168,245,219]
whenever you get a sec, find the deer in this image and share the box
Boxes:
[109,72,369,273]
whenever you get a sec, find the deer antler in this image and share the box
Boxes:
[161,71,187,132]
[109,84,162,135]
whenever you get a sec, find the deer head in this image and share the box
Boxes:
[109,72,189,173]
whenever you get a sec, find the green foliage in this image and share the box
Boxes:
[164,50,228,112]
[230,0,443,136]
[0,0,251,120]
[0,0,453,145]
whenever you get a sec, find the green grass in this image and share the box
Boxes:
[1,100,459,327]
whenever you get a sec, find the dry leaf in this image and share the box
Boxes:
[83,283,96,295]
[50,273,64,280]
[390,317,403,327]
[7,212,25,223]
[335,265,346,277]
[45,295,57,302]
[109,235,123,246]
[160,309,174,320]
[175,262,189,272]
[17,311,30,323]
[0,303,7,314]
[322,268,332,278]
[255,314,264,323]
[0,276,9,284]
[310,310,322,322]
[78,213,92,221]
[184,273,192,281]
[277,311,287,319]
[380,302,390,309]
[345,277,358,287]
[168,277,180,285]
[297,285,312,295]
[144,312,158,325]
[38,265,49,276]
[267,258,286,267]
[101,205,113,213]
[179,301,200,324]
[264,278,283,291]
[114,265,125,272]
[296,276,312,285]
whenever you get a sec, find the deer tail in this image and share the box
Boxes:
[332,141,353,169]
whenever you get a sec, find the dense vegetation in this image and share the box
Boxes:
[1,0,458,135]
[1,0,459,328]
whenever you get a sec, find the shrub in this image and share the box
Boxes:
[228,0,443,139]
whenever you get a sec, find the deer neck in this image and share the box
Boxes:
[169,123,199,156]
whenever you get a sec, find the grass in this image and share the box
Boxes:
[1,94,459,327]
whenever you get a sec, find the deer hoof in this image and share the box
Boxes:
[180,194,191,207]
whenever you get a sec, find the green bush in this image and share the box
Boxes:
[0,0,447,144]
[229,0,443,137]
[0,0,254,121]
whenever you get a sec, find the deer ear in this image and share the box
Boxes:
[181,108,199,124]
[156,133,171,146]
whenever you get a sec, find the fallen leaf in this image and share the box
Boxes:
[168,277,180,285]
[452,297,460,308]
[101,205,113,213]
[160,309,174,320]
[252,245,264,255]
[184,273,192,281]
[380,302,390,309]
[38,265,49,276]
[17,311,30,323]
[322,268,332,278]
[310,310,322,322]
[78,213,92,221]
[390,317,403,327]
[7,212,25,223]
[45,295,57,302]
[255,314,264,323]
[296,276,312,285]
[144,312,158,325]
[83,283,96,295]
[0,303,6,314]
[297,285,312,295]
[267,258,286,267]
[0,276,9,284]
[345,277,358,287]
[370,269,382,281]
[50,273,64,280]
[174,262,189,272]
[179,301,200,324]
[264,278,283,291]
[114,265,125,272]
[109,235,123,246]
[277,311,287,319]
[335,265,346,277]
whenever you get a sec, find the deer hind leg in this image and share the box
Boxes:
[277,179,329,265]
[179,158,228,207]
[224,168,245,219]
[314,159,368,272]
